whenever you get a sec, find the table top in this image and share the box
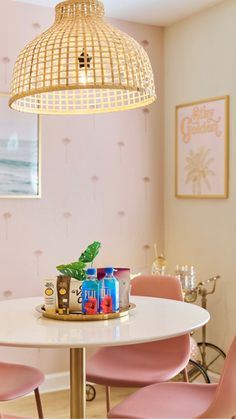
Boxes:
[0,296,210,349]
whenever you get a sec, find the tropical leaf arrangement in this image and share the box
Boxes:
[56,241,101,281]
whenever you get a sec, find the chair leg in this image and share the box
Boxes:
[182,367,189,382]
[106,385,111,414]
[34,388,44,419]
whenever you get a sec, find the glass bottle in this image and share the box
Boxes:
[82,268,99,315]
[152,253,167,275]
[99,267,119,314]
[175,264,196,291]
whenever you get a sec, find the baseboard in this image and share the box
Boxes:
[40,370,220,394]
[40,371,70,393]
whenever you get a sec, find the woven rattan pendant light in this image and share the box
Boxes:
[9,0,156,115]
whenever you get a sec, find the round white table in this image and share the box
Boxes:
[0,296,210,419]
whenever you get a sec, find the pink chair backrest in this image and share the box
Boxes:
[131,275,183,301]
[199,336,236,418]
[130,275,190,359]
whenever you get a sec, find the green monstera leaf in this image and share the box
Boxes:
[79,241,101,264]
[56,261,87,281]
[56,241,101,281]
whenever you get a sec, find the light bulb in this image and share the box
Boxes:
[79,70,87,85]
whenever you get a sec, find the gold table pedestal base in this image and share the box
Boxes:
[70,348,86,419]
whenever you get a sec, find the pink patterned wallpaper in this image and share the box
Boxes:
[0,1,164,373]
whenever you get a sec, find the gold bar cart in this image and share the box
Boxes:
[184,275,226,383]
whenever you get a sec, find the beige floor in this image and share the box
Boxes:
[0,385,136,419]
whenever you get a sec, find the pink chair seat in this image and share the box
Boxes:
[0,362,44,401]
[87,335,190,387]
[108,382,217,418]
[0,415,31,419]
[109,337,236,419]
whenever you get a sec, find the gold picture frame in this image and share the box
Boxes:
[175,96,229,199]
[0,92,41,198]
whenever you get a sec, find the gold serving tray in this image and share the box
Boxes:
[36,303,136,321]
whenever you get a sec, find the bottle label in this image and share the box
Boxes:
[84,289,97,299]
[82,282,99,315]
[83,297,98,314]
[100,286,113,314]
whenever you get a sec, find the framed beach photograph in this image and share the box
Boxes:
[175,96,229,199]
[0,93,41,198]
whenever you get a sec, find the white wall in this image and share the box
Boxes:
[0,1,164,373]
[164,0,236,350]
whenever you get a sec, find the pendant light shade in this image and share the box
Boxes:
[9,0,156,115]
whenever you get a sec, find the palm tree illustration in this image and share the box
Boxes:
[185,147,215,195]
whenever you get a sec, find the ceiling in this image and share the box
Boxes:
[13,0,224,26]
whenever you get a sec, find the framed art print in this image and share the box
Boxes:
[176,96,229,199]
[0,92,41,198]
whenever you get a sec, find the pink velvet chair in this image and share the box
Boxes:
[0,362,44,419]
[108,336,236,419]
[87,275,190,412]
